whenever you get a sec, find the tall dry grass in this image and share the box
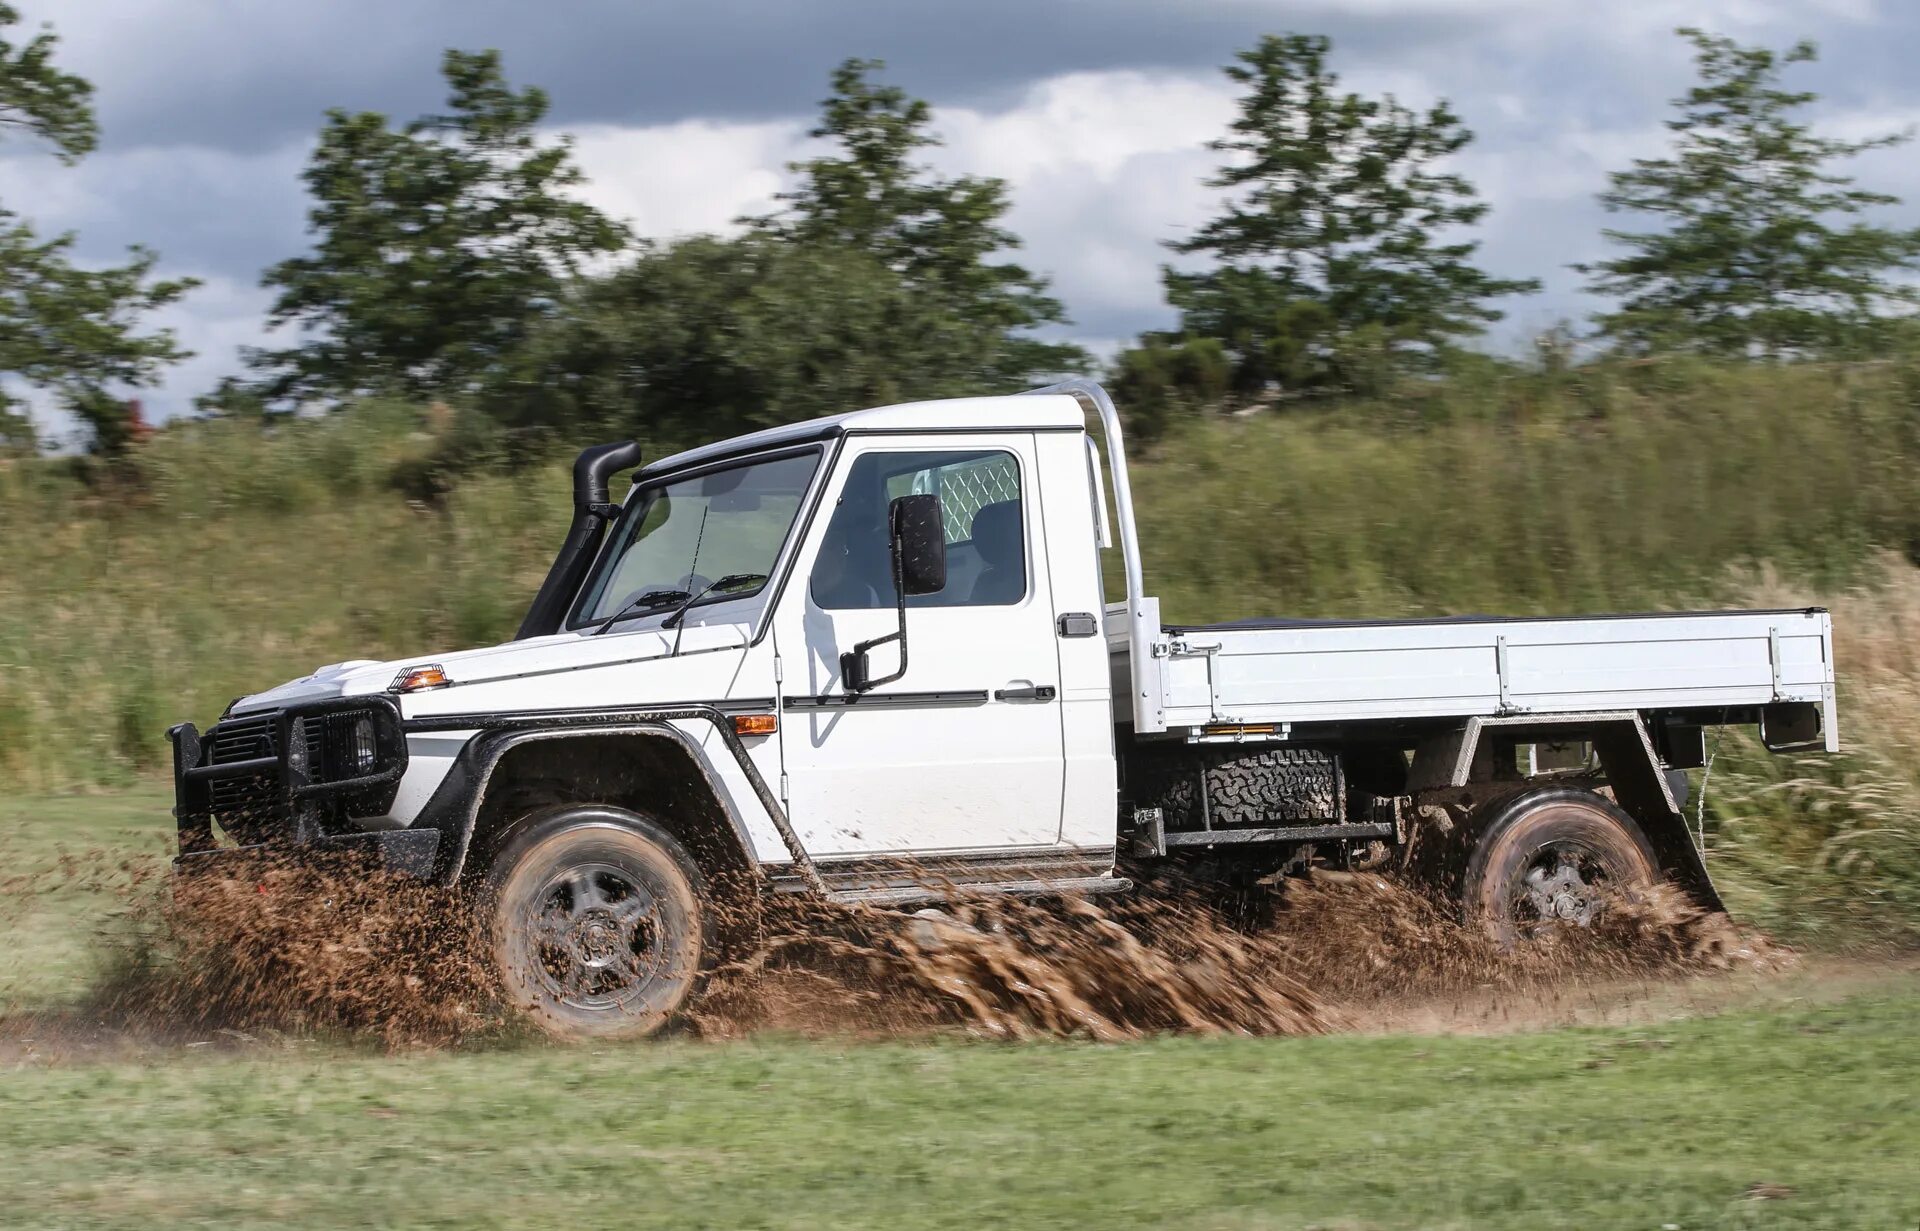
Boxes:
[1126,355,1920,622]
[1703,559,1920,946]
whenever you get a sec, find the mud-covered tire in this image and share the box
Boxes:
[1132,745,1339,828]
[485,805,712,1041]
[1459,786,1658,945]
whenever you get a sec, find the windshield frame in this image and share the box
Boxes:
[564,443,828,635]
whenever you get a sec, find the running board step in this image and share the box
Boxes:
[1160,821,1395,848]
[828,874,1133,908]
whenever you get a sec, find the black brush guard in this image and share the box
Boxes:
[168,695,437,877]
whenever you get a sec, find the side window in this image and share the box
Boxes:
[810,449,1026,609]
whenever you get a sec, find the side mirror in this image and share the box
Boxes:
[889,493,947,596]
[841,493,948,693]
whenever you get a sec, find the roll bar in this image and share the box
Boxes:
[1024,379,1163,732]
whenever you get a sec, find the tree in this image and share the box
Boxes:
[1163,33,1535,398]
[0,1,92,161]
[0,219,193,454]
[245,50,628,407]
[0,3,194,454]
[491,232,1047,444]
[762,58,1085,384]
[1580,29,1920,357]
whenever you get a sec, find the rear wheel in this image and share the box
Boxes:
[486,805,711,1041]
[1460,786,1658,945]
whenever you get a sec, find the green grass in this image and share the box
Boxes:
[0,789,171,1006]
[2,793,1916,1228]
[0,982,1913,1229]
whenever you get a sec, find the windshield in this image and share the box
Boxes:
[570,449,821,630]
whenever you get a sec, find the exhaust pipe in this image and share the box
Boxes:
[515,440,644,639]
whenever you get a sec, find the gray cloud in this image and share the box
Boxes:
[4,0,1916,428]
[34,0,1536,154]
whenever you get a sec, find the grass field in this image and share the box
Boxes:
[0,788,171,1006]
[0,952,1914,1229]
[2,792,1918,1230]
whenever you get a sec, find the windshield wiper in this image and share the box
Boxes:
[664,573,769,658]
[661,573,768,630]
[587,588,692,636]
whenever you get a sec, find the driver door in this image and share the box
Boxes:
[771,435,1067,858]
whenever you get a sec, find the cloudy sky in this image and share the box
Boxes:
[5,0,1915,439]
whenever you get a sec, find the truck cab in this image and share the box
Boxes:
[169,380,1837,1039]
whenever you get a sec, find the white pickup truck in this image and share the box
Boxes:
[169,380,1838,1037]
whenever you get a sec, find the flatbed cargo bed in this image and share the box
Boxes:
[1111,605,1837,745]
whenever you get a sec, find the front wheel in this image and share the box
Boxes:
[1460,786,1659,945]
[486,805,711,1041]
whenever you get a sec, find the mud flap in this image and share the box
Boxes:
[1590,722,1723,912]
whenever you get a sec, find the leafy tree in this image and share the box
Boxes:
[1163,33,1535,398]
[492,232,1049,444]
[245,50,628,407]
[1580,29,1920,357]
[763,58,1086,384]
[0,1,92,161]
[0,221,193,454]
[0,3,194,454]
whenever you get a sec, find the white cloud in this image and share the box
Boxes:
[931,70,1237,332]
[566,118,806,242]
[563,68,1241,336]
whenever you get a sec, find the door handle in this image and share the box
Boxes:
[994,684,1057,702]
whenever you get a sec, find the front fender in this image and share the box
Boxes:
[400,707,820,892]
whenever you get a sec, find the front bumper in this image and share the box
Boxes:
[169,695,423,874]
[172,827,441,879]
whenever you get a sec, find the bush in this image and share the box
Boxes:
[1109,335,1232,442]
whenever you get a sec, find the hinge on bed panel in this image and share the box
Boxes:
[1768,627,1783,700]
[1495,635,1517,714]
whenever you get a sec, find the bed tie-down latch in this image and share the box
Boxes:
[1495,635,1524,716]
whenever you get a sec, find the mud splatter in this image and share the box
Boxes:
[694,889,1332,1041]
[78,854,502,1049]
[691,871,1773,1040]
[11,853,1775,1054]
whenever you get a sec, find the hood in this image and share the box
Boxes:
[227,618,751,716]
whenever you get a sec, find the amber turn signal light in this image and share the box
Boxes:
[732,713,778,737]
[1201,722,1278,737]
[390,664,452,693]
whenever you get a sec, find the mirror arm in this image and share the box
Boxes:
[841,545,910,693]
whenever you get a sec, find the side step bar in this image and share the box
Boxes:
[828,874,1133,908]
[1157,821,1395,850]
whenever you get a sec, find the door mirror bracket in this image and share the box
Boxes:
[841,494,946,692]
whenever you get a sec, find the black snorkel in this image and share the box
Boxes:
[514,440,645,639]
